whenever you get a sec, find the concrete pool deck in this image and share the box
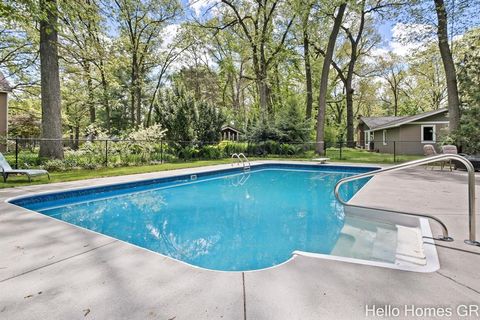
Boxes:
[0,161,479,319]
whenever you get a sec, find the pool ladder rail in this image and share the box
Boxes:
[231,153,251,171]
[231,172,251,187]
[334,154,479,247]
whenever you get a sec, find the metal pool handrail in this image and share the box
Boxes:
[334,154,479,246]
[238,153,251,170]
[231,153,240,165]
[231,153,250,171]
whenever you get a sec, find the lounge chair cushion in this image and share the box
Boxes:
[0,152,13,171]
[5,169,49,176]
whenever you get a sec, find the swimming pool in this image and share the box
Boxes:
[9,163,434,272]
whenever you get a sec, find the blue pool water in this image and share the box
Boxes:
[10,164,375,271]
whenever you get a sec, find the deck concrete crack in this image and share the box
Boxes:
[0,240,118,283]
[436,271,480,296]
[242,272,247,320]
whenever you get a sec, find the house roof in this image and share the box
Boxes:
[221,125,243,134]
[360,116,405,130]
[0,72,12,92]
[363,108,448,132]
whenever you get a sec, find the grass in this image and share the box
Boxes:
[1,159,231,189]
[1,148,422,189]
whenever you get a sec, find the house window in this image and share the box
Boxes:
[421,125,436,143]
[383,130,387,145]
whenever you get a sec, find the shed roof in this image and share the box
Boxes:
[221,125,243,134]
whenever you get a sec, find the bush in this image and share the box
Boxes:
[42,159,67,171]
[278,143,299,155]
[177,146,199,161]
[198,145,222,159]
[218,141,248,156]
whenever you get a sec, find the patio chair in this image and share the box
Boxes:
[441,145,458,171]
[0,152,50,182]
[423,144,441,170]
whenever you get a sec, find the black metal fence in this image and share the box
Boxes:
[1,137,432,171]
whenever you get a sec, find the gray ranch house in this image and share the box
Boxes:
[356,108,449,155]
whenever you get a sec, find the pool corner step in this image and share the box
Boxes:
[370,227,397,262]
[395,225,427,266]
[331,216,398,263]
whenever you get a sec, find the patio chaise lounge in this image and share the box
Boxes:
[0,152,50,182]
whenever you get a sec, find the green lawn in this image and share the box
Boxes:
[1,159,231,189]
[1,149,422,189]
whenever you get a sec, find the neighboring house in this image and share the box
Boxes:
[221,126,243,141]
[356,108,449,155]
[0,72,12,152]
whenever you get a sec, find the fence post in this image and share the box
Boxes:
[393,141,396,163]
[15,138,19,169]
[339,140,343,160]
[104,140,108,167]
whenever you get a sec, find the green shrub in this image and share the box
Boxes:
[177,146,199,161]
[42,159,68,171]
[198,145,222,159]
[278,143,298,155]
[218,141,248,156]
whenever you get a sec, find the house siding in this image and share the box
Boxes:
[369,123,449,155]
[371,127,399,154]
[367,111,449,155]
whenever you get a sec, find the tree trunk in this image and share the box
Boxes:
[85,62,95,123]
[303,22,313,120]
[135,85,142,128]
[345,78,355,147]
[393,88,398,116]
[258,78,269,124]
[39,0,64,159]
[434,0,460,131]
[315,3,347,155]
[74,125,80,150]
[100,70,111,133]
[130,54,137,128]
[344,7,365,148]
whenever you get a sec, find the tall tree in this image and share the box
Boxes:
[298,0,315,119]
[378,53,406,116]
[114,0,180,128]
[39,0,63,159]
[218,0,295,123]
[433,0,460,131]
[315,3,347,154]
[61,0,101,124]
[317,1,390,146]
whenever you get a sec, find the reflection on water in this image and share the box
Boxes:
[40,169,368,271]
